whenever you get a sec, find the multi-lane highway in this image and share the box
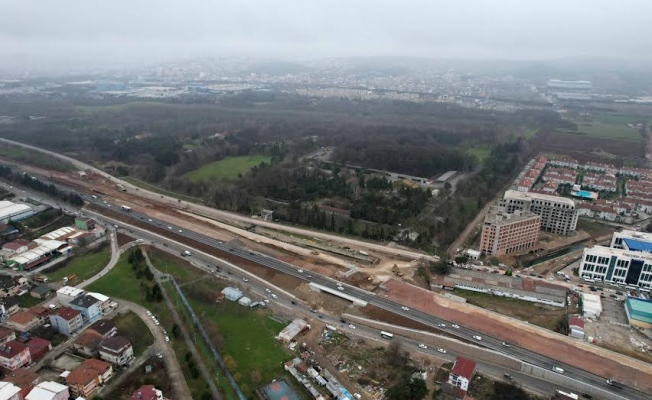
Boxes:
[83,195,643,400]
[95,212,585,399]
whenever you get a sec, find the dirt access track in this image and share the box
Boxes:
[381,278,652,392]
[90,204,652,393]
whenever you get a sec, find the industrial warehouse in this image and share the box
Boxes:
[0,200,33,224]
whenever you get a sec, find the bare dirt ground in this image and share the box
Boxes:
[584,296,652,364]
[380,278,652,392]
[116,232,135,247]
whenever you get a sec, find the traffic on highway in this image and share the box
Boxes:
[82,194,642,400]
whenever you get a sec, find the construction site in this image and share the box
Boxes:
[7,161,652,394]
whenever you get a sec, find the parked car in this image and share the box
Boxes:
[473,335,482,341]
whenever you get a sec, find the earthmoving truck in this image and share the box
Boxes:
[32,275,49,283]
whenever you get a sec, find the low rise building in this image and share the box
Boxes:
[221,287,243,302]
[49,307,83,336]
[25,338,51,361]
[73,333,102,357]
[99,336,134,366]
[1,239,35,255]
[568,316,585,339]
[0,275,21,298]
[277,319,309,342]
[0,297,20,319]
[69,295,102,324]
[131,385,165,400]
[25,381,70,400]
[85,320,116,340]
[85,293,111,316]
[56,287,84,307]
[480,206,540,257]
[447,356,476,398]
[0,327,16,346]
[0,341,32,370]
[66,358,113,398]
[7,311,41,332]
[431,268,567,307]
[30,284,53,299]
[0,381,21,400]
[625,297,652,329]
[3,368,42,399]
[582,293,602,318]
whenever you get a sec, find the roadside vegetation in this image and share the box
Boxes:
[87,248,215,400]
[453,288,566,331]
[45,241,110,283]
[113,311,155,356]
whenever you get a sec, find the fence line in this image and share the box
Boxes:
[170,277,246,400]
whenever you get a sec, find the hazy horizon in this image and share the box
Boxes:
[2,0,651,73]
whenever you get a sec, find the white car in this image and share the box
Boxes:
[271,294,278,299]
[168,226,172,230]
[165,336,170,342]
[473,335,482,341]
[438,323,446,328]
[264,299,270,304]
[337,286,344,291]
[148,219,152,222]
[354,394,362,400]
[401,306,410,311]
[146,311,152,316]
[348,324,356,329]
[418,343,428,349]
[155,321,160,326]
[437,348,447,354]
[502,342,511,347]
[156,353,163,359]
[265,289,271,293]
[178,229,183,233]
[452,324,460,329]
[242,278,249,282]
[298,269,304,273]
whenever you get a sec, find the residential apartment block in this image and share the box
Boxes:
[579,230,652,289]
[501,190,578,236]
[480,206,540,256]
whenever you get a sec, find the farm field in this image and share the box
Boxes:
[185,155,271,182]
[538,132,644,159]
[45,242,110,283]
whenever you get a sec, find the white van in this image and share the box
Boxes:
[552,366,564,374]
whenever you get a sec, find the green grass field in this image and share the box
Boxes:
[46,242,110,283]
[185,155,271,182]
[147,249,203,283]
[467,147,491,163]
[183,288,291,396]
[572,120,644,142]
[17,295,45,309]
[113,311,155,356]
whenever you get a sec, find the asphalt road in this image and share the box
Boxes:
[94,213,592,400]
[83,197,642,400]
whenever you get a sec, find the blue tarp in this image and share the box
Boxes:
[623,238,652,253]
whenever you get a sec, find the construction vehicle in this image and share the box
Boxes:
[392,264,403,277]
[32,275,49,283]
[62,274,77,284]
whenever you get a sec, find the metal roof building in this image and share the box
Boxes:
[238,297,252,307]
[6,240,67,271]
[221,287,243,302]
[277,319,308,342]
[625,297,652,329]
[582,293,602,318]
[0,201,34,224]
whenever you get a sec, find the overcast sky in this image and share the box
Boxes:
[0,0,650,71]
